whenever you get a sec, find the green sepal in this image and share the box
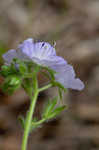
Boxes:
[58,87,63,100]
[44,66,56,81]
[40,71,50,80]
[52,81,66,100]
[52,81,66,91]
[1,76,21,94]
[19,62,27,75]
[13,58,28,75]
[9,76,21,85]
[22,78,33,97]
[0,65,10,77]
[26,61,41,73]
[0,64,17,77]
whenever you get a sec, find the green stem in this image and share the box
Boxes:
[39,83,52,92]
[32,118,46,126]
[21,81,52,150]
[21,90,39,150]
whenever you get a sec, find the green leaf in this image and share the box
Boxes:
[46,105,66,120]
[42,97,58,118]
[18,116,25,129]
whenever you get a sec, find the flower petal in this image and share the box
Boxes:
[17,38,35,60]
[34,42,56,59]
[31,55,67,67]
[3,49,17,64]
[54,64,84,91]
[67,78,85,91]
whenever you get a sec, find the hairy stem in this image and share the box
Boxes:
[21,90,39,150]
[21,79,52,150]
[39,83,52,92]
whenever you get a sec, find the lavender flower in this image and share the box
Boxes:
[3,38,84,90]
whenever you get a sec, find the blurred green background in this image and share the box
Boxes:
[0,0,99,150]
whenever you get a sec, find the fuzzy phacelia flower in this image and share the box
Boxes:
[3,38,84,91]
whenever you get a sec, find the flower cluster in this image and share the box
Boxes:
[3,38,84,90]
